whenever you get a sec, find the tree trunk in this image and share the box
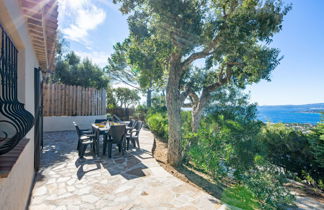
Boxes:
[191,107,204,132]
[190,93,209,132]
[166,68,182,166]
[146,89,152,107]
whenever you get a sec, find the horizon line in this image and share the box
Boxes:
[258,102,324,106]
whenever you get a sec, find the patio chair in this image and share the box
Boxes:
[126,119,137,132]
[74,122,96,158]
[126,121,143,150]
[112,114,123,123]
[73,121,92,135]
[127,119,137,128]
[103,125,126,158]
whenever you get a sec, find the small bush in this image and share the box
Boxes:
[146,112,168,139]
[308,123,324,168]
[185,113,294,208]
[221,185,260,210]
[259,123,324,190]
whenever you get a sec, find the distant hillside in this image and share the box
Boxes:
[258,103,324,113]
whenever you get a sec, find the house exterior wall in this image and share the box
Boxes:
[0,139,35,210]
[44,115,108,132]
[0,0,39,209]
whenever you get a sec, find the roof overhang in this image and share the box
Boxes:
[20,0,58,71]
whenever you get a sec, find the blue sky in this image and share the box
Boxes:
[58,0,324,106]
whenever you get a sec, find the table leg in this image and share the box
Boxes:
[108,142,112,158]
[96,137,100,157]
[102,134,107,155]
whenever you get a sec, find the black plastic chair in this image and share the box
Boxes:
[126,119,137,132]
[127,119,136,127]
[73,121,92,135]
[103,125,126,158]
[112,114,123,123]
[73,122,96,158]
[126,121,143,149]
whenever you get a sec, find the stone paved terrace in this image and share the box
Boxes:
[29,129,222,209]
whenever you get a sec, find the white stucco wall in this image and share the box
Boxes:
[0,139,35,210]
[44,115,107,132]
[0,0,40,209]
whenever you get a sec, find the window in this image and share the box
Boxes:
[0,24,34,155]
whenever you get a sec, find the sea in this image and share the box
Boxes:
[257,104,324,125]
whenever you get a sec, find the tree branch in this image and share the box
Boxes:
[111,75,141,90]
[180,85,191,103]
[189,90,199,105]
[204,66,233,93]
[180,4,237,70]
[181,44,216,70]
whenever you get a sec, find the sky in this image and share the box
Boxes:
[58,0,324,106]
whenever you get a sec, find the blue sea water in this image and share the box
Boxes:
[257,106,322,124]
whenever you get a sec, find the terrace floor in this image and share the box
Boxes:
[29,129,222,210]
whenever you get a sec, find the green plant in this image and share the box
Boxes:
[259,123,324,190]
[53,51,109,89]
[113,87,141,109]
[133,105,148,121]
[185,109,294,208]
[221,185,260,210]
[146,112,168,139]
[308,122,324,168]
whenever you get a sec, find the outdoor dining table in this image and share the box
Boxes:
[91,123,109,156]
[91,121,130,156]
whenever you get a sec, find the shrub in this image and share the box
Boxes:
[185,112,294,208]
[146,112,168,139]
[258,123,314,174]
[181,111,192,133]
[308,123,324,168]
[259,123,324,189]
[241,158,294,209]
[221,185,260,210]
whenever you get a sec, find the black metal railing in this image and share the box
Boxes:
[0,24,34,155]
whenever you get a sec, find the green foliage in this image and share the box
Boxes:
[241,163,294,209]
[146,112,168,139]
[151,94,166,108]
[181,111,192,134]
[258,123,314,174]
[185,107,294,208]
[106,86,117,109]
[133,105,148,121]
[186,114,263,177]
[105,36,165,104]
[113,87,140,108]
[259,123,324,189]
[221,185,260,210]
[53,51,109,89]
[114,0,291,117]
[309,122,324,168]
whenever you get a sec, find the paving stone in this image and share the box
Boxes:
[81,194,100,203]
[54,205,67,210]
[33,186,47,196]
[29,130,222,210]
[57,177,70,183]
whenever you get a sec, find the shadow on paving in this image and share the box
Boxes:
[75,148,151,180]
[37,131,152,182]
[36,131,78,182]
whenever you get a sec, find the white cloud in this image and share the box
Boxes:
[75,50,109,68]
[58,0,106,43]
